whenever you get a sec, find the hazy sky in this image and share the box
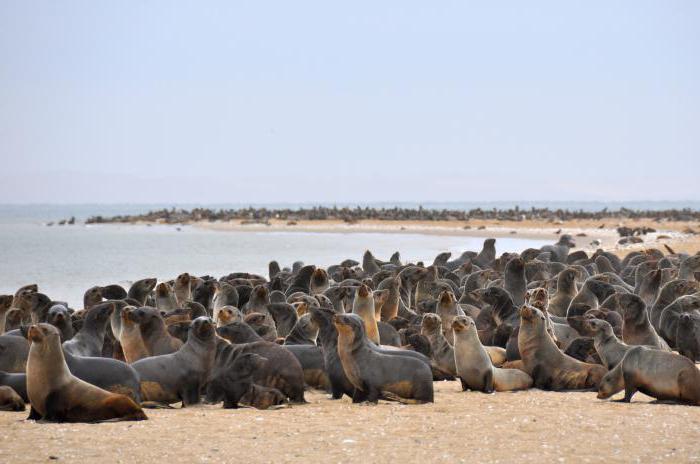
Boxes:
[1,1,698,204]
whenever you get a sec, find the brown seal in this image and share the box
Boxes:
[352,285,379,344]
[119,307,149,364]
[452,316,532,392]
[518,305,606,391]
[26,323,146,422]
[0,385,25,411]
[597,346,700,405]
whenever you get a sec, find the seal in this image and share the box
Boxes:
[284,313,318,346]
[240,384,286,410]
[618,293,670,350]
[659,295,700,348]
[173,272,192,307]
[420,313,456,376]
[212,282,239,323]
[309,306,356,399]
[155,282,178,312]
[650,280,699,330]
[452,316,532,392]
[0,385,25,411]
[548,269,579,317]
[46,304,74,341]
[128,278,157,306]
[215,306,243,327]
[0,294,14,334]
[284,344,330,391]
[352,285,380,345]
[586,318,632,369]
[0,371,28,402]
[209,340,306,403]
[504,257,527,307]
[676,313,700,362]
[26,323,146,422]
[119,306,149,363]
[265,303,298,338]
[244,313,278,342]
[132,317,216,406]
[0,334,30,373]
[310,268,330,295]
[128,306,183,355]
[205,353,268,408]
[334,313,433,404]
[62,302,114,357]
[597,346,700,405]
[436,290,464,343]
[518,305,606,391]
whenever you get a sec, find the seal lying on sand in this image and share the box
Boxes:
[0,385,25,411]
[453,316,532,392]
[597,346,700,405]
[26,324,146,422]
[334,313,433,404]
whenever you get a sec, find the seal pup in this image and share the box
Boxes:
[659,295,700,348]
[334,314,433,404]
[352,285,380,345]
[310,268,330,295]
[215,306,243,327]
[212,282,239,323]
[504,257,527,307]
[650,280,699,330]
[618,294,670,350]
[46,304,74,341]
[284,313,318,346]
[0,371,28,402]
[205,353,268,408]
[26,324,146,422]
[518,306,606,391]
[586,319,632,369]
[309,307,355,399]
[132,317,216,406]
[597,346,700,405]
[436,290,464,343]
[452,316,532,392]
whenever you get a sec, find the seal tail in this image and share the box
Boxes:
[380,391,427,405]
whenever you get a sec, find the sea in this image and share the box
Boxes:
[1,202,696,307]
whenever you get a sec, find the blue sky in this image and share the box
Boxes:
[1,1,698,203]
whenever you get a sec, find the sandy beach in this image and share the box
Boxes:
[195,217,700,257]
[2,381,699,464]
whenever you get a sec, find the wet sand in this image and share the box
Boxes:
[196,217,699,256]
[2,381,699,464]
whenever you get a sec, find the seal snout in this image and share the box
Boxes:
[358,285,370,298]
[27,324,43,343]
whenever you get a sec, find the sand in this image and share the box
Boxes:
[2,381,699,464]
[195,217,700,257]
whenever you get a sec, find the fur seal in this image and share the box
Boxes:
[26,324,146,422]
[119,307,149,363]
[436,290,464,343]
[518,306,606,391]
[310,268,330,295]
[128,278,157,306]
[548,269,579,317]
[352,285,380,344]
[420,313,456,375]
[334,313,433,404]
[284,313,318,346]
[205,353,268,408]
[215,306,243,327]
[309,306,355,399]
[46,304,74,341]
[212,282,239,322]
[209,341,306,403]
[452,316,532,392]
[650,279,699,330]
[132,317,216,406]
[586,319,632,369]
[155,282,178,311]
[676,313,700,362]
[504,257,527,307]
[659,295,700,348]
[597,346,700,405]
[129,306,183,355]
[618,294,670,350]
[0,371,28,402]
[62,302,114,357]
[0,385,25,411]
[173,273,192,306]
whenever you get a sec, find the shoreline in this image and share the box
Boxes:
[191,218,697,256]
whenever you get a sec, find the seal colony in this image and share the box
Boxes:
[1,237,700,424]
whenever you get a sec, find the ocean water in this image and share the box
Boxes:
[0,204,559,307]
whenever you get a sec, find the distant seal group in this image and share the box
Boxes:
[0,236,699,423]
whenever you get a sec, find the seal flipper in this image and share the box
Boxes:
[351,388,369,403]
[482,369,495,393]
[43,390,69,422]
[27,406,42,421]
